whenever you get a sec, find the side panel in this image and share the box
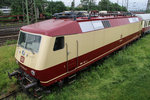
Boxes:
[66,39,78,71]
[37,22,142,85]
[39,31,141,86]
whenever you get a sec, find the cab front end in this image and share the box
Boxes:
[8,31,47,93]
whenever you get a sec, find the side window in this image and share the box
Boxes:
[53,37,64,51]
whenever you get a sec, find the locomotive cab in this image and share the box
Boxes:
[15,31,41,67]
[9,30,51,91]
[9,29,66,91]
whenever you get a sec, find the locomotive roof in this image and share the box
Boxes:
[21,16,141,37]
[21,19,81,37]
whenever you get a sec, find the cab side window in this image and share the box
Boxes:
[53,37,64,51]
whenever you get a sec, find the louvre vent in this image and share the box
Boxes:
[102,20,111,28]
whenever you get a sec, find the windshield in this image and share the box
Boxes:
[18,32,41,53]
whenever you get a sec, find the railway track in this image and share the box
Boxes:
[0,85,20,100]
[0,24,25,29]
[0,34,18,46]
[0,25,21,46]
[0,27,20,36]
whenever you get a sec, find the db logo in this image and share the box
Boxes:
[20,56,25,63]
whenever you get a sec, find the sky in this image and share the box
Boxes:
[50,0,148,11]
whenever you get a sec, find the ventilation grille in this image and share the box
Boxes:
[102,20,111,28]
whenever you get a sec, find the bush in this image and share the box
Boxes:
[4,40,17,45]
[0,11,3,16]
[43,12,52,19]
[146,10,150,13]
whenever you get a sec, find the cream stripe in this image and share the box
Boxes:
[40,35,139,84]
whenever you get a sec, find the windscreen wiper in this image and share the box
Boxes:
[28,48,35,55]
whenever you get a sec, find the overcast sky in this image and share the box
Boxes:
[50,0,148,11]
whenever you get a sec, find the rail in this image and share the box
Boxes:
[0,85,20,100]
[0,34,18,46]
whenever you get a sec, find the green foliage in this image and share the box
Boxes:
[46,1,66,15]
[98,0,127,11]
[0,0,127,17]
[80,0,96,11]
[0,11,3,16]
[43,12,52,19]
[10,0,23,15]
[35,0,47,13]
[71,1,75,10]
[78,0,127,12]
[146,9,150,13]
[98,0,111,11]
[0,0,46,15]
[0,45,18,94]
[74,7,85,11]
[0,0,11,7]
[4,40,17,45]
[121,6,128,11]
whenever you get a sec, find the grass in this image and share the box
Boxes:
[0,45,18,94]
[4,40,17,45]
[1,34,150,100]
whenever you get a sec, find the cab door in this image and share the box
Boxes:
[66,40,78,72]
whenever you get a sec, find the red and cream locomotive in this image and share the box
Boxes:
[8,12,150,94]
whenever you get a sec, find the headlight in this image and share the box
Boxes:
[31,70,35,76]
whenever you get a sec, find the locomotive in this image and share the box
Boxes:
[8,12,150,94]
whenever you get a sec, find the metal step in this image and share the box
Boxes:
[35,87,43,92]
[68,74,76,79]
[68,73,76,84]
[38,95,43,99]
[68,80,76,84]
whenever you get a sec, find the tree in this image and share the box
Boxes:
[146,9,150,13]
[112,3,122,11]
[89,0,97,11]
[0,0,11,7]
[46,1,66,16]
[71,0,75,11]
[98,0,127,11]
[80,0,96,11]
[98,0,111,11]
[11,0,23,15]
[35,0,47,13]
[0,11,3,16]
